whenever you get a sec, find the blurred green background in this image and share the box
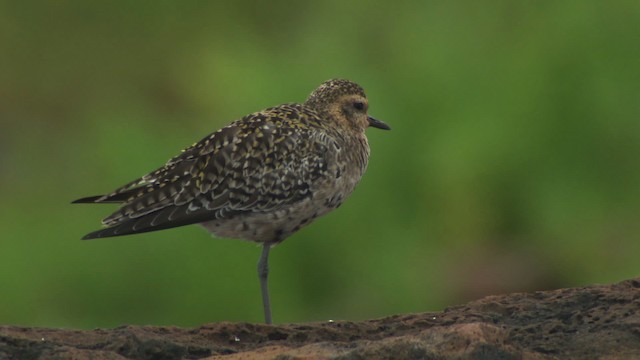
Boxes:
[1,1,639,329]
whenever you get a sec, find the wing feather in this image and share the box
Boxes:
[78,104,335,239]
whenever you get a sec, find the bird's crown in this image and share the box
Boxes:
[304,79,366,110]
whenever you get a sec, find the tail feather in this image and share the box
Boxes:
[80,205,228,240]
[72,195,106,204]
[72,192,135,204]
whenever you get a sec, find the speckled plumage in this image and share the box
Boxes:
[75,79,389,242]
[73,79,390,323]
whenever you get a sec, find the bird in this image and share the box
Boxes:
[73,78,390,324]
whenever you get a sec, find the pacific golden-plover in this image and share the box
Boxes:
[73,79,390,324]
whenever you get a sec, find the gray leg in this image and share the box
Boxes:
[257,243,272,324]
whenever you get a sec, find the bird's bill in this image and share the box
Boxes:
[368,116,391,130]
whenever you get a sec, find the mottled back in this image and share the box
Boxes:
[74,79,388,242]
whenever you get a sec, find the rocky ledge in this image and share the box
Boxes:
[1,278,639,359]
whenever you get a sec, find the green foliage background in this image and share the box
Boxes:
[1,1,639,328]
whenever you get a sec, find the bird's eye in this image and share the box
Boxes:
[353,101,365,110]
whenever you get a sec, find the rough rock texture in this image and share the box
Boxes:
[1,278,639,359]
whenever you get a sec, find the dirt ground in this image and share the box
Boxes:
[1,278,639,359]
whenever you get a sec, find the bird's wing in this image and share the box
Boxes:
[79,104,335,239]
[72,126,234,205]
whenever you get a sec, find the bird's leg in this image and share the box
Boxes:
[257,243,272,324]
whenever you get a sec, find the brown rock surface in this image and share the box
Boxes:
[1,278,638,359]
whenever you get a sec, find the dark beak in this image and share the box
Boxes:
[368,116,391,130]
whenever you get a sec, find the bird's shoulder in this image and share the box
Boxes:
[181,102,327,158]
